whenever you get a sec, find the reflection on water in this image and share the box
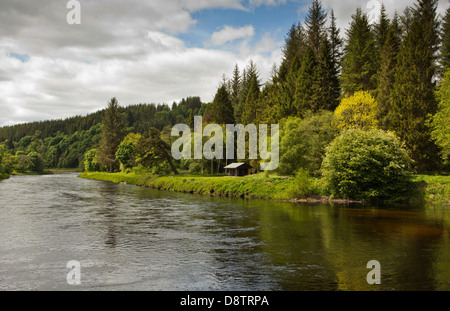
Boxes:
[0,173,449,291]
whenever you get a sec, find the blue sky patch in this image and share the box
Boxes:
[9,53,30,63]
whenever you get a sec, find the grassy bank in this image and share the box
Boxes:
[78,172,450,206]
[78,172,328,201]
[0,173,10,180]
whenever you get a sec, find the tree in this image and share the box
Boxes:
[390,0,441,171]
[335,91,379,130]
[279,23,306,82]
[211,85,235,125]
[294,47,318,116]
[341,8,378,94]
[322,129,413,201]
[377,14,402,130]
[135,128,179,175]
[329,10,343,71]
[304,0,328,56]
[374,4,391,56]
[278,111,338,176]
[241,74,261,125]
[98,98,125,172]
[316,37,341,111]
[430,67,450,163]
[116,140,136,171]
[441,8,450,71]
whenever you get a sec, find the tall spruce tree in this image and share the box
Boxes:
[279,23,306,82]
[98,97,125,173]
[294,47,318,116]
[391,0,441,171]
[230,64,242,123]
[441,8,450,71]
[341,8,378,94]
[211,85,235,125]
[374,4,391,55]
[377,13,402,130]
[316,37,341,111]
[329,10,343,74]
[242,74,261,125]
[304,0,328,57]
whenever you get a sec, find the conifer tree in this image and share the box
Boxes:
[279,23,306,82]
[294,47,318,116]
[377,14,402,130]
[242,74,261,125]
[316,37,341,111]
[329,10,343,74]
[98,97,125,173]
[341,8,378,94]
[374,4,391,55]
[211,85,235,125]
[441,8,450,71]
[391,0,441,171]
[304,0,328,57]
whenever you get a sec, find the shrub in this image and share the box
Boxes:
[188,162,203,174]
[322,129,413,201]
[334,91,379,130]
[286,168,317,198]
[278,112,339,176]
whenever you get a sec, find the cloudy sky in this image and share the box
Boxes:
[0,0,448,127]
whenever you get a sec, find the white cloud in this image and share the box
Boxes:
[209,25,256,46]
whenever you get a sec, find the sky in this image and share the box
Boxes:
[0,0,448,127]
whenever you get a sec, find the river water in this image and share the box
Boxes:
[0,173,449,291]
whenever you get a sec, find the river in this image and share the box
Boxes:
[0,173,449,291]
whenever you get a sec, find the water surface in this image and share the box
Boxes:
[0,173,449,291]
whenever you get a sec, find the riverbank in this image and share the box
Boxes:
[78,171,338,202]
[78,172,450,205]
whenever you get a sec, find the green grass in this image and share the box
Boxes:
[79,172,303,200]
[411,175,450,205]
[78,172,450,205]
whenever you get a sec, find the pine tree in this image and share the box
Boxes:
[294,47,318,116]
[374,4,391,55]
[211,85,235,125]
[341,8,378,94]
[98,97,125,173]
[377,14,402,130]
[391,0,441,171]
[329,10,343,74]
[304,0,328,57]
[316,37,341,111]
[279,23,306,82]
[241,74,261,125]
[441,8,450,71]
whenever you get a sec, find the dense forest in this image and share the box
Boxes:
[1,0,450,183]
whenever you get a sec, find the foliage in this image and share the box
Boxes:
[116,141,136,171]
[211,85,235,125]
[430,67,450,163]
[334,91,379,130]
[340,8,378,94]
[98,98,126,172]
[322,129,413,201]
[285,168,318,198]
[390,0,441,171]
[278,111,339,176]
[135,128,179,175]
[189,162,203,174]
[84,149,101,172]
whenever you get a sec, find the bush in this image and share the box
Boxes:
[286,168,317,198]
[322,129,413,201]
[278,112,339,176]
[188,162,203,174]
[334,91,379,130]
